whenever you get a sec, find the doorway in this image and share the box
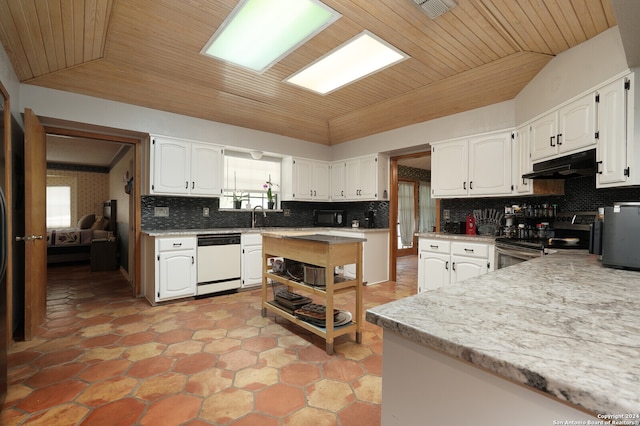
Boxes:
[389,152,439,282]
[41,121,143,294]
[14,114,145,341]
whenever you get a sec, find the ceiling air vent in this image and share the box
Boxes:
[412,0,457,19]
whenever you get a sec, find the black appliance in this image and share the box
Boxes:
[365,210,376,228]
[601,203,640,270]
[495,211,596,269]
[589,221,603,256]
[0,187,6,403]
[443,221,465,234]
[313,210,346,227]
[522,149,596,179]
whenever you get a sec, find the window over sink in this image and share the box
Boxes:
[223,151,281,209]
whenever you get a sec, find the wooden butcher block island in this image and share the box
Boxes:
[261,233,366,354]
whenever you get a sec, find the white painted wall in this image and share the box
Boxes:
[515,27,628,124]
[18,85,332,161]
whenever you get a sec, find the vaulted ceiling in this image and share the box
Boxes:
[0,0,619,145]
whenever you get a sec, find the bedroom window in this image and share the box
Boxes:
[46,186,72,228]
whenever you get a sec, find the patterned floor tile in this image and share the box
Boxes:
[5,256,418,425]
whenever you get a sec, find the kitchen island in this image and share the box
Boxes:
[261,232,366,355]
[367,251,640,424]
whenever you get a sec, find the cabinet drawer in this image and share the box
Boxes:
[157,237,196,252]
[451,241,489,258]
[419,239,450,254]
[242,233,263,246]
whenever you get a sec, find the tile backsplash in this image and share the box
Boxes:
[440,176,640,227]
[141,196,389,231]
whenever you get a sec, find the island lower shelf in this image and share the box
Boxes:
[261,234,364,355]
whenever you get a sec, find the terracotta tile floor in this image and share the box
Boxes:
[2,256,417,425]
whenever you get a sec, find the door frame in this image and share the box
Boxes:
[1,81,11,347]
[389,151,439,282]
[39,118,144,297]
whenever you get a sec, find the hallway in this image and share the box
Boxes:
[3,257,417,425]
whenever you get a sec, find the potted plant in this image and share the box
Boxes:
[264,178,278,209]
[233,192,247,209]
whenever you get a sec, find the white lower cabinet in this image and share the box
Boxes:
[418,238,494,293]
[327,230,389,285]
[143,236,197,304]
[241,233,263,288]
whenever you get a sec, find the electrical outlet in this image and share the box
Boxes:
[154,206,169,217]
[443,209,450,220]
[283,209,291,217]
[203,207,210,217]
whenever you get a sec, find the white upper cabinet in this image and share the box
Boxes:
[512,125,533,194]
[596,75,633,187]
[530,93,596,162]
[330,161,346,200]
[281,157,330,201]
[148,135,223,196]
[345,154,390,201]
[431,139,468,197]
[468,132,512,196]
[431,130,512,198]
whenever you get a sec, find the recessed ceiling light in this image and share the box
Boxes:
[201,0,340,73]
[285,31,409,95]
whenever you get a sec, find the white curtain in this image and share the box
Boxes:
[419,182,436,232]
[398,182,415,247]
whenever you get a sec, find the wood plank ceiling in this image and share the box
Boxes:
[0,0,616,145]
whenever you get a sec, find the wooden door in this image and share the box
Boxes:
[23,109,47,340]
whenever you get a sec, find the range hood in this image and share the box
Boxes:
[522,149,596,179]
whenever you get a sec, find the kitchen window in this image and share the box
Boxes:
[222,152,281,209]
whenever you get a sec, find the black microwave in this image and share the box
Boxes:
[313,210,346,227]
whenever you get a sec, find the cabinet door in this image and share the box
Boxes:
[418,252,450,292]
[242,244,263,288]
[312,161,330,200]
[358,155,379,199]
[513,126,533,194]
[451,255,488,284]
[557,94,596,154]
[468,132,512,196]
[330,162,346,200]
[152,137,190,194]
[191,143,223,195]
[345,158,361,199]
[293,158,313,200]
[529,112,558,161]
[596,78,628,187]
[431,140,468,197]
[158,251,196,300]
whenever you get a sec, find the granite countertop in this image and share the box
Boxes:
[142,227,389,237]
[415,231,497,244]
[366,251,640,415]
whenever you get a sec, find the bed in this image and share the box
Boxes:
[47,200,117,264]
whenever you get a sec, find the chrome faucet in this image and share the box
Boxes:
[252,205,266,228]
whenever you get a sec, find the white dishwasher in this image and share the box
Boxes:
[197,234,241,296]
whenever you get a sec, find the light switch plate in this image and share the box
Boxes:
[443,209,450,220]
[154,206,169,217]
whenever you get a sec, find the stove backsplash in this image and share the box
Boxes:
[141,196,389,231]
[440,176,640,229]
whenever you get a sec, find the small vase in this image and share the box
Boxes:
[233,200,242,209]
[268,201,275,209]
